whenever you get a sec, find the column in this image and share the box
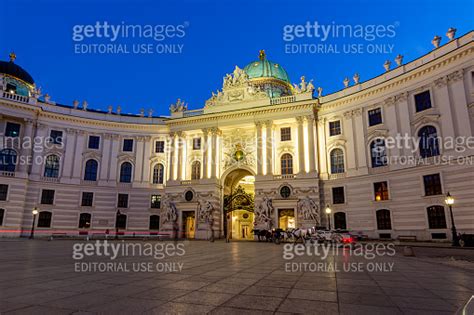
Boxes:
[343,111,357,170]
[61,128,77,180]
[448,71,472,137]
[108,135,120,182]
[99,134,112,181]
[296,116,305,174]
[18,118,35,175]
[265,121,273,176]
[397,94,412,158]
[306,115,316,173]
[255,122,263,176]
[168,133,175,181]
[202,129,209,179]
[176,131,184,181]
[353,109,367,169]
[434,78,456,139]
[210,128,219,179]
[71,130,86,182]
[317,118,328,176]
[142,136,152,183]
[134,136,145,183]
[30,123,48,178]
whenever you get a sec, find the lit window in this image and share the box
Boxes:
[374,181,389,201]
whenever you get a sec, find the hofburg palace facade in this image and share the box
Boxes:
[0,29,473,241]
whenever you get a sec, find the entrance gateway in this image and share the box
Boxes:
[222,168,295,240]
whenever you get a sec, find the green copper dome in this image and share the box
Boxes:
[243,50,290,83]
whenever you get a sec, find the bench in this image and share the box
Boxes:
[398,235,417,241]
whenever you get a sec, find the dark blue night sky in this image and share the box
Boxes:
[1,0,472,116]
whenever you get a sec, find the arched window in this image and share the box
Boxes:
[0,149,17,172]
[44,155,60,178]
[149,215,160,230]
[115,213,127,229]
[376,209,392,230]
[191,161,201,180]
[153,163,164,184]
[84,159,98,181]
[119,162,133,183]
[427,206,447,229]
[0,208,5,226]
[281,153,293,175]
[78,213,91,229]
[418,126,440,158]
[330,149,345,174]
[334,212,347,230]
[370,139,387,168]
[37,211,52,228]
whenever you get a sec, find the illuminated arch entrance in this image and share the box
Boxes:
[222,168,255,240]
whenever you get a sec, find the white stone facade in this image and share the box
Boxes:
[0,31,473,241]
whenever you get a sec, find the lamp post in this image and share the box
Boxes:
[29,207,39,239]
[115,210,121,240]
[325,205,332,230]
[445,192,459,246]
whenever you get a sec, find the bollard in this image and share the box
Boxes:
[403,246,415,257]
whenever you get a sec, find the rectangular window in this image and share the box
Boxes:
[5,122,21,137]
[193,138,201,150]
[49,130,63,144]
[423,174,442,196]
[81,192,94,207]
[368,108,383,126]
[0,184,8,201]
[155,140,165,153]
[151,195,161,209]
[88,136,100,149]
[280,127,291,141]
[41,189,55,205]
[117,194,129,208]
[374,181,389,201]
[122,139,134,152]
[332,187,345,204]
[329,121,341,136]
[414,90,432,112]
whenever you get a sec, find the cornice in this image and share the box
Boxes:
[319,45,473,111]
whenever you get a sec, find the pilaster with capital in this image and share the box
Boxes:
[99,134,112,181]
[202,128,209,179]
[168,132,176,181]
[352,109,367,169]
[296,116,305,173]
[448,70,471,137]
[142,136,152,183]
[30,123,48,177]
[342,111,357,170]
[264,120,273,175]
[210,128,220,179]
[61,128,77,180]
[108,134,120,181]
[176,131,185,181]
[306,115,317,173]
[255,122,264,176]
[18,118,35,174]
[317,118,328,176]
[134,136,146,183]
[71,130,86,182]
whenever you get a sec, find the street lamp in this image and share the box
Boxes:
[325,205,332,230]
[445,192,459,246]
[115,210,121,240]
[29,207,39,239]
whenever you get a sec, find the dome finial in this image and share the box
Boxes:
[259,50,266,61]
[9,52,16,63]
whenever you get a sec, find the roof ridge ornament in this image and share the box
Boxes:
[9,52,16,63]
[259,50,266,61]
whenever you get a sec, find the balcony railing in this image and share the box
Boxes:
[270,95,296,105]
[1,91,29,103]
[40,176,60,183]
[0,171,15,177]
[328,173,346,180]
[273,174,295,180]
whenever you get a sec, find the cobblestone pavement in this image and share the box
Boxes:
[0,239,473,314]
